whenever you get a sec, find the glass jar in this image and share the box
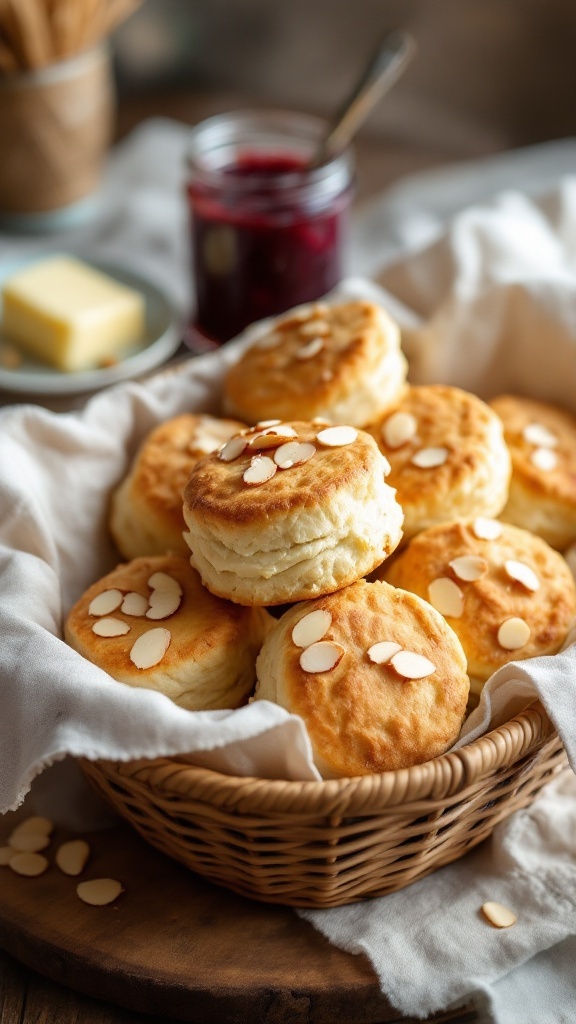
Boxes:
[186,109,355,346]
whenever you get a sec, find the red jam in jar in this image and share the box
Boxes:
[186,111,354,345]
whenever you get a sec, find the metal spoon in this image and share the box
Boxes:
[311,29,417,168]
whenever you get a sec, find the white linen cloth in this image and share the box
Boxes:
[2,119,576,1022]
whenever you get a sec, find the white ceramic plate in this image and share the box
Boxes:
[0,257,184,396]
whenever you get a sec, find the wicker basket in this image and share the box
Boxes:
[81,702,565,908]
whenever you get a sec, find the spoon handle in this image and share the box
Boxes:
[312,29,417,167]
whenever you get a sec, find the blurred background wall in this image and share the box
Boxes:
[112,0,576,164]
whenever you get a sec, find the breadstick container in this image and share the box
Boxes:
[0,45,114,229]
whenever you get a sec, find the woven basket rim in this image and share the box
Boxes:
[94,700,558,817]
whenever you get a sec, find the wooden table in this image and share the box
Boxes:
[0,90,494,1024]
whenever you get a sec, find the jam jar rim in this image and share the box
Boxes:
[186,108,354,200]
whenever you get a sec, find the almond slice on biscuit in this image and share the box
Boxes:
[292,609,332,648]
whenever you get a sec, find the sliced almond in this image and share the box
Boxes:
[299,319,330,336]
[121,592,149,616]
[9,852,48,877]
[428,577,464,618]
[504,560,540,592]
[292,609,332,648]
[11,816,53,836]
[274,441,316,469]
[92,617,130,638]
[299,641,345,673]
[243,456,277,485]
[148,572,182,594]
[316,425,358,447]
[497,617,531,650]
[255,419,282,428]
[367,641,403,664]
[146,590,182,620]
[77,878,123,906]
[255,330,283,350]
[219,436,248,462]
[522,422,557,448]
[312,417,331,426]
[88,589,123,617]
[390,651,436,679]
[295,338,324,360]
[411,446,449,469]
[473,518,503,541]
[265,424,298,438]
[248,433,286,452]
[8,831,50,853]
[129,628,171,669]
[449,555,488,582]
[481,901,517,928]
[530,447,557,472]
[381,412,418,449]
[56,839,90,876]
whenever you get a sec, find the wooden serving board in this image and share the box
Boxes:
[0,810,477,1024]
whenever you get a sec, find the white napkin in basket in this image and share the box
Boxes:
[2,121,576,1023]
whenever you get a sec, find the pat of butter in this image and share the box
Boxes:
[1,256,145,372]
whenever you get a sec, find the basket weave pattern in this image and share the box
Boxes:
[82,703,565,907]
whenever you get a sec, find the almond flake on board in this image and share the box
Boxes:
[367,641,403,665]
[92,618,130,638]
[473,518,502,541]
[299,641,345,673]
[530,447,557,472]
[428,577,464,618]
[316,425,357,447]
[129,628,171,669]
[88,589,123,617]
[410,446,449,469]
[274,441,316,469]
[8,831,50,853]
[449,555,488,582]
[522,423,557,448]
[9,852,49,877]
[292,609,332,648]
[381,412,418,449]
[243,456,277,485]
[219,436,248,462]
[504,560,540,592]
[497,617,531,650]
[295,338,324,360]
[77,878,123,906]
[121,592,149,617]
[481,901,517,928]
[56,840,90,877]
[11,816,53,836]
[390,651,436,679]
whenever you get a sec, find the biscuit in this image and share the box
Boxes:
[223,300,407,427]
[380,519,576,695]
[254,578,469,777]
[109,414,246,559]
[489,395,576,550]
[182,420,404,606]
[366,385,511,542]
[65,555,271,710]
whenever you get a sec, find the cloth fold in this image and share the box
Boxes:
[2,120,576,1023]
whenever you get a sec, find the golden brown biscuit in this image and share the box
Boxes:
[223,299,407,427]
[366,385,511,542]
[182,420,404,606]
[380,519,576,695]
[65,555,271,710]
[489,395,576,550]
[109,414,246,559]
[254,579,469,777]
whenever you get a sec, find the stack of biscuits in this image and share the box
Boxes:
[66,299,576,779]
